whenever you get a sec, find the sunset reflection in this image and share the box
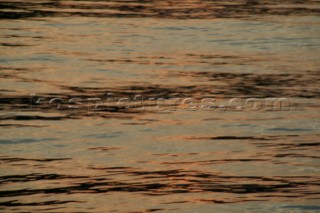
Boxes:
[1,0,320,212]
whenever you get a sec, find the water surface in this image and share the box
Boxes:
[0,0,320,212]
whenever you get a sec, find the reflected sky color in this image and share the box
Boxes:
[0,0,320,212]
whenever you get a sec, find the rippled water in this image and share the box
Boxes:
[1,0,320,212]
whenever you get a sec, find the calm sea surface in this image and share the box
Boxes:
[0,1,320,212]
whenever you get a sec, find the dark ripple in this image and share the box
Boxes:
[0,169,318,201]
[1,69,319,120]
[0,200,81,207]
[0,138,58,144]
[0,173,84,185]
[0,157,71,163]
[177,70,320,98]
[1,0,320,19]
